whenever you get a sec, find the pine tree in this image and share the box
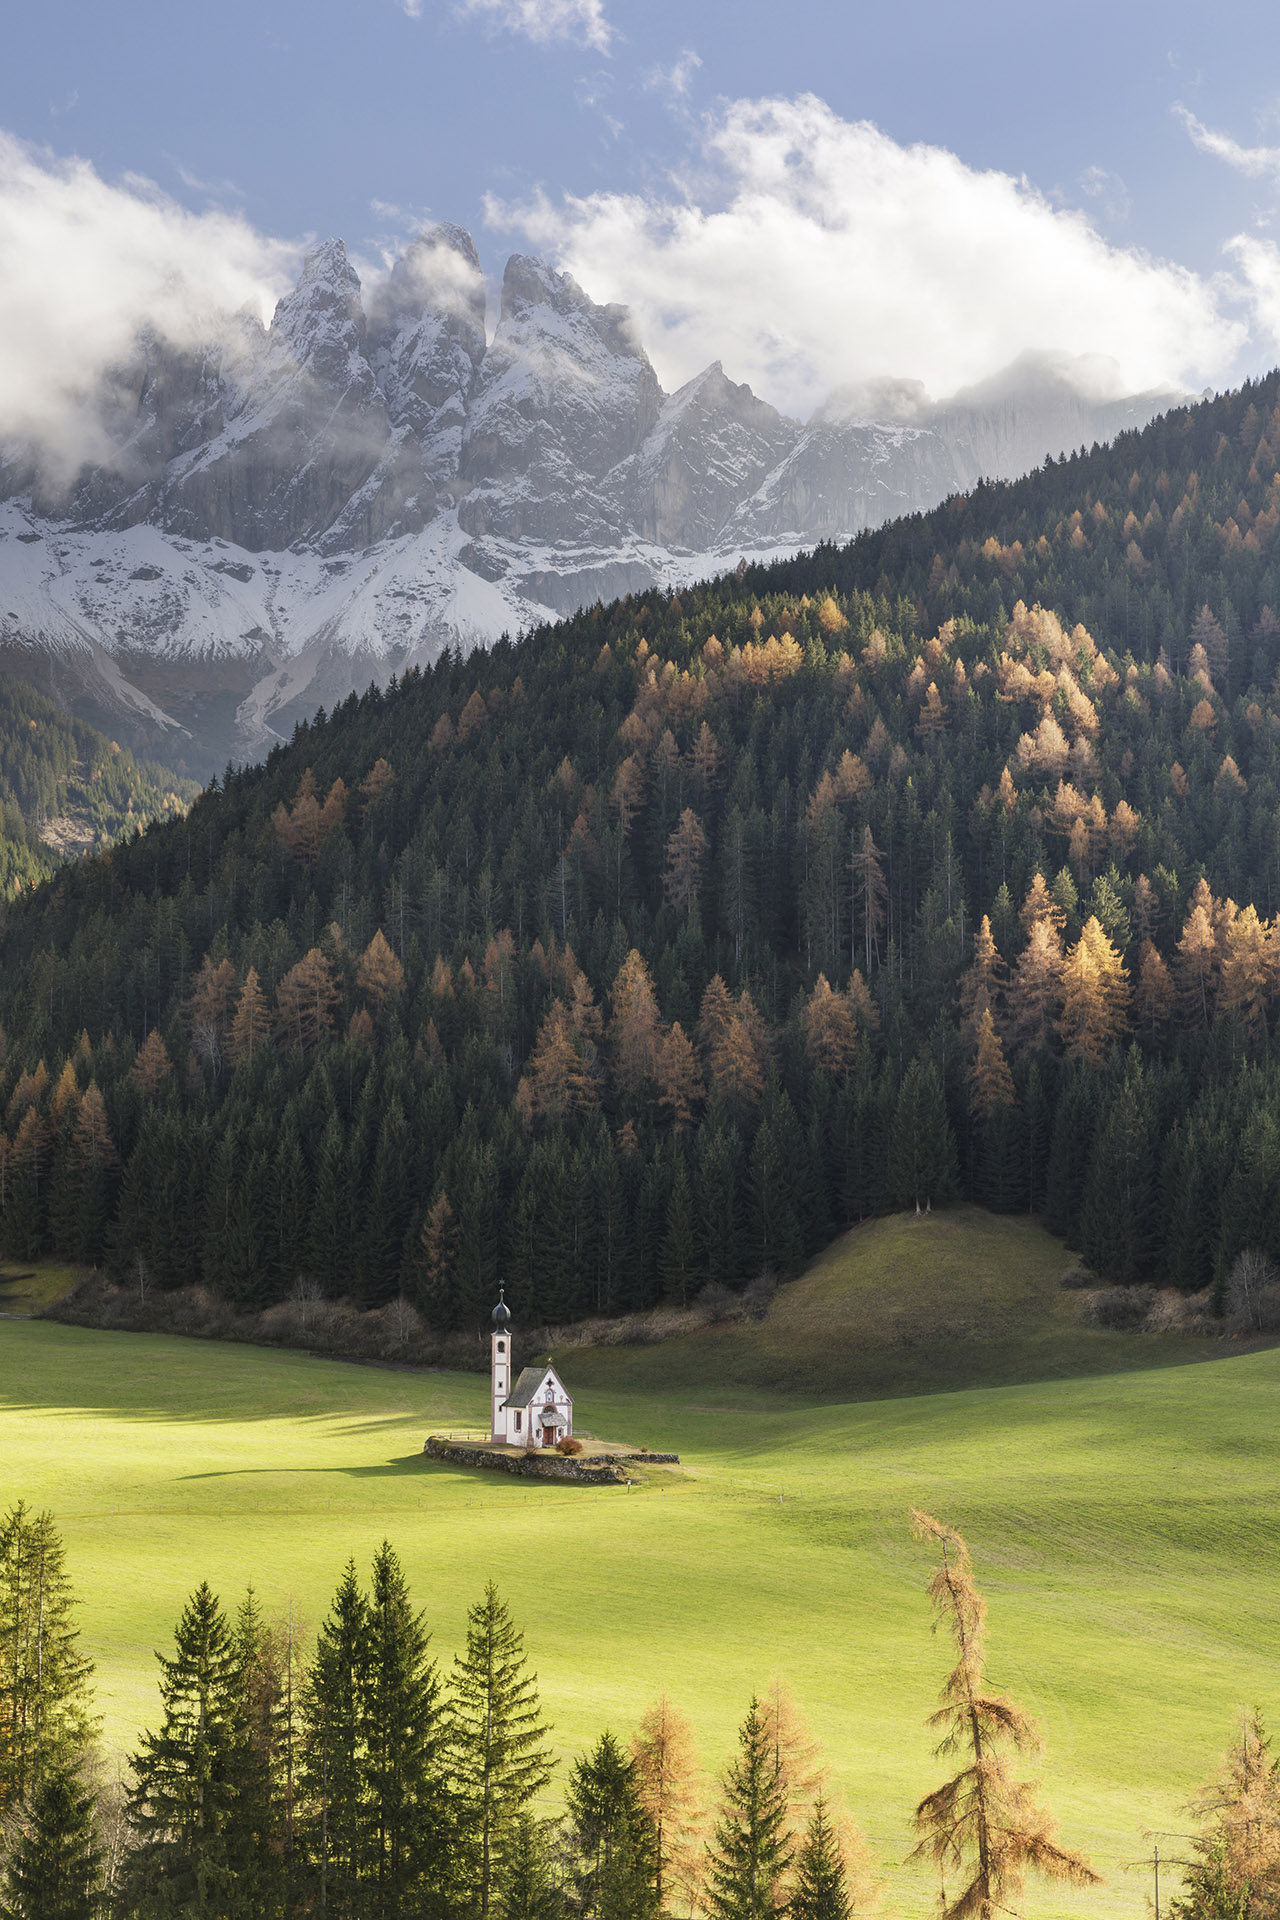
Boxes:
[703,1698,792,1920]
[787,1799,851,1920]
[909,1510,1098,1920]
[451,1585,554,1920]
[0,1761,104,1920]
[0,1504,97,1817]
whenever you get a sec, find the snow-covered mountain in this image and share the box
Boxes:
[0,226,1177,776]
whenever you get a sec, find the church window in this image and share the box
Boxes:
[497,1341,505,1354]
[514,1410,522,1432]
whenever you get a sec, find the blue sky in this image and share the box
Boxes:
[3,1,1280,440]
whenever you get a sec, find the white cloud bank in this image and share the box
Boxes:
[492,94,1248,417]
[0,133,297,479]
[453,0,613,53]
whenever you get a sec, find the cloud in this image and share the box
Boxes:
[489,95,1245,416]
[455,0,613,53]
[1175,105,1280,184]
[0,133,297,479]
[645,49,701,100]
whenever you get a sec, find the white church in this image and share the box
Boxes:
[489,1290,574,1449]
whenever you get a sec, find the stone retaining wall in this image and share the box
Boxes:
[423,1438,679,1482]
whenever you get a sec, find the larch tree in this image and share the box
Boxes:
[664,809,709,921]
[1218,906,1275,1039]
[228,967,270,1066]
[1058,917,1128,1066]
[451,1585,554,1920]
[849,829,888,976]
[1004,920,1063,1059]
[275,949,341,1053]
[654,1023,704,1133]
[630,1696,702,1918]
[956,919,1006,1053]
[609,954,664,1104]
[967,1011,1015,1122]
[909,1509,1098,1920]
[1174,1709,1280,1920]
[803,978,858,1081]
[356,930,406,1012]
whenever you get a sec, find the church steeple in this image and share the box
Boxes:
[490,1288,512,1443]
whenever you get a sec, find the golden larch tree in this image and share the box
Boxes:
[1005,920,1063,1058]
[803,976,859,1080]
[654,1022,704,1132]
[275,949,340,1052]
[608,950,664,1100]
[968,1010,1015,1120]
[356,928,406,1010]
[228,967,270,1065]
[1218,904,1275,1038]
[664,808,709,919]
[909,1509,1099,1920]
[132,1030,173,1097]
[1058,917,1129,1066]
[631,1695,704,1917]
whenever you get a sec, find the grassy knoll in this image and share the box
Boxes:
[1,1220,1278,1919]
[560,1207,1232,1401]
[0,1257,86,1316]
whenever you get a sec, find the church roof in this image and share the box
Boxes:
[504,1364,571,1410]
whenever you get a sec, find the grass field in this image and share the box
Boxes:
[2,1210,1277,1918]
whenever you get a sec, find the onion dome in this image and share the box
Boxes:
[491,1287,511,1329]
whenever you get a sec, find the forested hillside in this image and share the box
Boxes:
[0,674,197,896]
[6,372,1280,1322]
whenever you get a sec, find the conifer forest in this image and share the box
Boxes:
[5,375,1280,1321]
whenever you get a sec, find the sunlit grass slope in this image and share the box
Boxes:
[3,1221,1278,1920]
[562,1207,1230,1400]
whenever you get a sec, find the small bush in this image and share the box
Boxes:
[1086,1285,1156,1330]
[557,1436,583,1455]
[1059,1264,1096,1290]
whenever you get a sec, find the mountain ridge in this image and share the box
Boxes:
[0,226,1178,775]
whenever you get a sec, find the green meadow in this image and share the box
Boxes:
[2,1210,1278,1917]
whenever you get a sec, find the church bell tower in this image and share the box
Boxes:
[490,1289,512,1443]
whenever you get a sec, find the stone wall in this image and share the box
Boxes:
[422,1438,679,1482]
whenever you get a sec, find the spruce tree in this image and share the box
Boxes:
[497,1813,567,1920]
[451,1585,554,1920]
[1,1761,104,1920]
[788,1799,851,1920]
[299,1559,370,1919]
[703,1699,792,1920]
[122,1582,254,1918]
[566,1732,659,1920]
[362,1540,456,1918]
[0,1504,97,1817]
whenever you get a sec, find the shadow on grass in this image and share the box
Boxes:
[179,1455,436,1482]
